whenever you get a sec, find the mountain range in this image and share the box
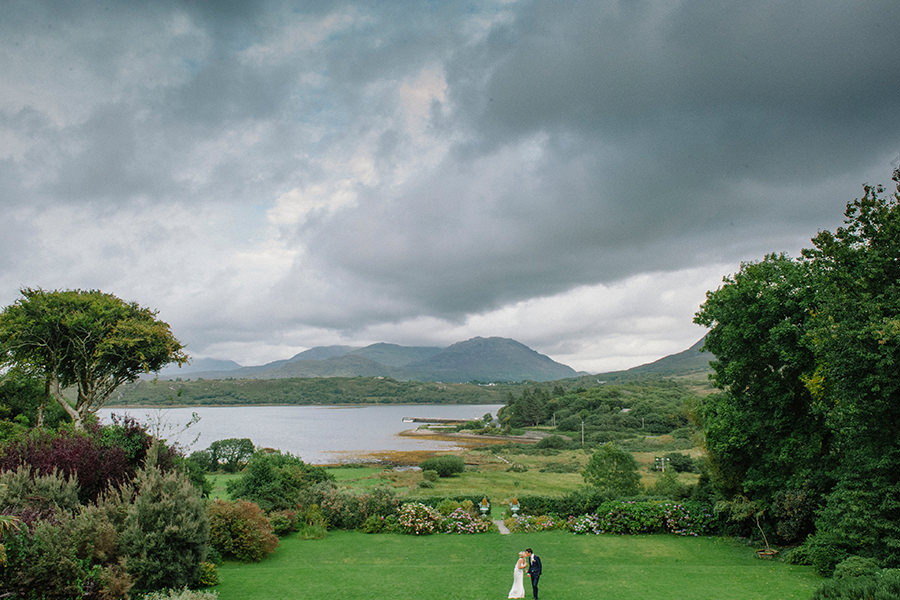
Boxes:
[160,337,582,383]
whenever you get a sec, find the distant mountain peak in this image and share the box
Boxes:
[156,337,576,383]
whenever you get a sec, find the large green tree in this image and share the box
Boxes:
[582,442,641,497]
[207,437,255,473]
[695,166,900,564]
[693,254,831,541]
[0,288,187,428]
[800,168,900,566]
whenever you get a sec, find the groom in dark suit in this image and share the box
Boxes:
[525,547,542,599]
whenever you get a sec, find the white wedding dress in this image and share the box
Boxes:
[508,560,526,599]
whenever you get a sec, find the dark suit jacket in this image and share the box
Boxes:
[528,554,542,577]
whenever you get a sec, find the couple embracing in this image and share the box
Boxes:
[508,547,542,599]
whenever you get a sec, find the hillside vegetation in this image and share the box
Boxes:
[110,376,515,406]
[114,340,712,408]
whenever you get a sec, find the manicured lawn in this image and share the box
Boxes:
[215,531,821,600]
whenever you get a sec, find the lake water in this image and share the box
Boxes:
[97,404,503,465]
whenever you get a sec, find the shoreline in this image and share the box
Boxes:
[399,427,548,443]
[314,429,546,467]
[103,401,499,409]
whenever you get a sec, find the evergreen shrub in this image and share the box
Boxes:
[811,569,900,600]
[833,556,881,580]
[535,435,575,449]
[360,514,394,534]
[2,518,94,599]
[139,588,219,600]
[539,461,580,473]
[268,509,298,536]
[227,451,332,512]
[804,532,851,577]
[516,488,608,517]
[662,452,697,473]
[418,455,465,477]
[197,561,219,587]
[649,469,690,499]
[119,465,210,591]
[0,466,81,518]
[407,495,489,511]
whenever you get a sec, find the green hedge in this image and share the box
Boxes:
[516,488,610,516]
[406,495,492,510]
[567,500,716,536]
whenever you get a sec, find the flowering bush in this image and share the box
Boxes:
[442,508,494,534]
[660,501,715,536]
[566,501,714,536]
[595,501,663,534]
[139,588,219,600]
[397,503,443,535]
[504,514,561,533]
[567,513,603,534]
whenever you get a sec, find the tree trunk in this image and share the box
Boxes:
[49,373,82,429]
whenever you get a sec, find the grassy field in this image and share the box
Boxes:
[318,443,699,502]
[215,530,821,600]
[209,443,821,599]
[208,444,701,519]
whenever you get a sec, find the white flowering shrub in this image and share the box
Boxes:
[441,508,494,534]
[397,502,443,535]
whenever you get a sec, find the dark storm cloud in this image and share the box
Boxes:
[2,0,898,369]
[305,0,900,323]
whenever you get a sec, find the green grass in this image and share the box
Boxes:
[323,447,698,502]
[208,473,240,500]
[215,531,821,600]
[414,468,583,498]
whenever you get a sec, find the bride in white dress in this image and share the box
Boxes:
[508,551,528,598]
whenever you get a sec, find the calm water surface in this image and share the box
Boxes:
[98,404,502,464]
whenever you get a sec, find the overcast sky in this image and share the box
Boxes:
[2,1,898,373]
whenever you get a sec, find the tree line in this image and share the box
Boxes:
[113,375,512,406]
[499,379,696,440]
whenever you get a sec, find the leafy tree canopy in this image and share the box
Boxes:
[0,288,187,428]
[207,437,255,473]
[226,450,333,512]
[582,442,641,497]
[694,165,900,565]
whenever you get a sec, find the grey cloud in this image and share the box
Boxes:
[291,0,900,329]
[2,0,898,369]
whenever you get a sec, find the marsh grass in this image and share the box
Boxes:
[214,530,820,600]
[324,447,697,502]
